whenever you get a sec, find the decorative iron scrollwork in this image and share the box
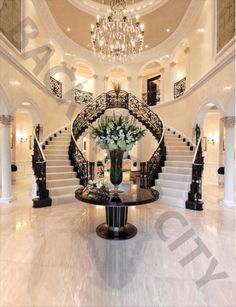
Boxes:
[174,77,186,99]
[71,90,165,187]
[32,125,51,207]
[50,76,62,98]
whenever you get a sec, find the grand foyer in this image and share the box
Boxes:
[0,0,235,306]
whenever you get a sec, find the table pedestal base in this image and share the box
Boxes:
[96,206,137,240]
[96,223,137,240]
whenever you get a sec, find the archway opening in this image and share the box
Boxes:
[74,62,95,103]
[141,61,161,106]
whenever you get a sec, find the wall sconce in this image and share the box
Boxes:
[16,131,28,143]
[207,132,219,145]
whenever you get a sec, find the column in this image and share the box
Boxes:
[104,76,109,92]
[127,76,131,93]
[130,75,142,99]
[0,115,14,203]
[60,61,73,101]
[168,61,176,101]
[159,67,165,103]
[184,47,191,90]
[221,116,236,207]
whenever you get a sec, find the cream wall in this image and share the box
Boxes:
[202,112,221,185]
[0,55,83,139]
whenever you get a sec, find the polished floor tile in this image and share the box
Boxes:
[0,179,235,306]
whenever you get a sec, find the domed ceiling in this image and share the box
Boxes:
[45,0,191,51]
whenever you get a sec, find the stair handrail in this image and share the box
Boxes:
[186,124,204,210]
[128,93,166,187]
[70,93,107,185]
[32,124,51,207]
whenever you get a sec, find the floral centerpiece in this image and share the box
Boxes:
[90,114,145,192]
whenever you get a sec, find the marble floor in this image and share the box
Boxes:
[0,179,235,307]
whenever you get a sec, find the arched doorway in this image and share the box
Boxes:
[140,61,161,105]
[194,100,225,205]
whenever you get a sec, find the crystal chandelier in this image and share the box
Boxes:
[90,0,144,62]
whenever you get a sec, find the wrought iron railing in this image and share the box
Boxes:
[128,93,165,187]
[32,125,51,207]
[71,90,165,187]
[174,77,186,99]
[70,93,107,185]
[50,76,62,98]
[186,124,204,210]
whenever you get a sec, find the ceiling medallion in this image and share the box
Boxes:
[90,0,144,62]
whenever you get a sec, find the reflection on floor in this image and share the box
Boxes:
[0,179,235,306]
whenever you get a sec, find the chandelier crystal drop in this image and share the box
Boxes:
[90,0,145,62]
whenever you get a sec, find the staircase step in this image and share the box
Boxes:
[52,193,77,205]
[159,186,188,198]
[159,172,191,182]
[158,195,186,208]
[155,179,190,190]
[46,145,68,150]
[47,178,79,188]
[44,149,68,155]
[49,141,69,145]
[167,155,193,161]
[162,166,192,175]
[47,160,71,166]
[49,185,79,196]
[165,161,192,168]
[47,172,76,180]
[166,145,190,150]
[167,150,193,155]
[47,165,73,173]
[45,154,68,160]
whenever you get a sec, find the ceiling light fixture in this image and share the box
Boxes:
[90,0,144,62]
[166,28,170,32]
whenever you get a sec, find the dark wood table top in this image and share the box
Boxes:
[75,184,159,207]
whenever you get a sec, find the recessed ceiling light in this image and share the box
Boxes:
[166,28,170,33]
[87,43,90,47]
[22,102,31,106]
[9,80,20,86]
[66,27,71,32]
[197,28,205,32]
[145,44,149,49]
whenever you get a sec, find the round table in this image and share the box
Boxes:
[75,185,159,240]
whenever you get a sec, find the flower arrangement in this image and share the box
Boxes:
[90,114,145,151]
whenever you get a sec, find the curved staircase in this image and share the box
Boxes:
[154,128,194,208]
[43,127,82,205]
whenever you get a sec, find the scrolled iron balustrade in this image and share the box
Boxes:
[32,124,52,208]
[185,124,204,211]
[71,90,165,188]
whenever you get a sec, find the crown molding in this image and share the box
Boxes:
[32,0,203,66]
[67,0,168,17]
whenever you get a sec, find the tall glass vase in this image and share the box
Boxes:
[109,149,124,194]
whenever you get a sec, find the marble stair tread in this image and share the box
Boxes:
[158,195,186,208]
[51,193,78,205]
[49,185,80,196]
[162,166,192,175]
[159,172,191,181]
[47,160,71,166]
[47,172,76,180]
[165,161,192,167]
[47,165,73,173]
[47,178,79,188]
[158,186,188,198]
[45,154,68,160]
[155,178,190,189]
[167,155,193,161]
